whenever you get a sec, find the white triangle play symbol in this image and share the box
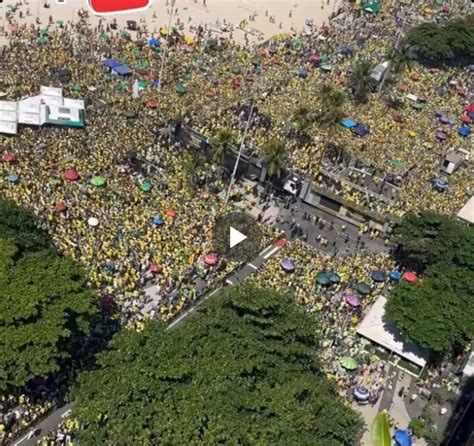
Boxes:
[229,226,247,248]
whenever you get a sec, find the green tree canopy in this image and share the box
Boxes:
[261,138,286,178]
[211,128,237,163]
[387,211,474,356]
[0,203,96,393]
[350,59,375,103]
[72,283,364,445]
[408,15,474,65]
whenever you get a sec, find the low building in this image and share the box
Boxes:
[441,153,464,175]
[0,86,85,135]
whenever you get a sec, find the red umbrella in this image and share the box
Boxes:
[63,168,79,181]
[403,271,417,282]
[461,115,471,124]
[465,104,474,114]
[2,153,16,163]
[205,90,215,98]
[393,114,403,123]
[149,263,162,274]
[274,238,286,247]
[147,101,157,109]
[204,253,219,266]
[166,209,177,217]
[54,202,66,212]
[309,53,320,62]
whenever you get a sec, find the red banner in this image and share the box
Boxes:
[89,0,151,14]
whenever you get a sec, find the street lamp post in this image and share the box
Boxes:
[158,0,176,90]
[225,101,255,204]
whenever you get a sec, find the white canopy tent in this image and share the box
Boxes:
[357,296,430,369]
[457,196,474,225]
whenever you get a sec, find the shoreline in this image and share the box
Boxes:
[0,0,344,46]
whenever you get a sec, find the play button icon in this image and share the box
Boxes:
[230,227,247,248]
[212,212,264,263]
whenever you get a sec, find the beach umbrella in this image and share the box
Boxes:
[432,178,448,192]
[465,104,474,114]
[280,258,295,272]
[356,282,371,295]
[3,153,16,163]
[439,115,450,124]
[458,126,470,137]
[297,68,308,79]
[370,271,386,282]
[294,39,302,46]
[320,64,332,72]
[100,33,109,41]
[175,84,187,94]
[389,158,406,169]
[150,263,162,274]
[329,272,340,283]
[166,209,177,218]
[6,174,19,183]
[139,181,152,192]
[393,430,412,446]
[204,253,219,266]
[274,239,286,247]
[56,20,64,26]
[63,168,79,181]
[436,130,447,140]
[147,101,158,109]
[345,294,361,307]
[54,202,66,213]
[39,28,48,35]
[364,3,380,13]
[315,272,331,285]
[389,271,401,281]
[90,176,106,187]
[88,217,99,227]
[412,102,423,110]
[340,357,358,371]
[37,37,49,44]
[151,216,164,226]
[403,271,417,282]
[309,53,320,62]
[151,80,161,88]
[461,115,471,124]
[148,38,159,47]
[353,385,370,401]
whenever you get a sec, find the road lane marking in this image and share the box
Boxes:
[263,246,279,259]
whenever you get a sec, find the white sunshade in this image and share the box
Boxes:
[0,101,18,112]
[0,110,17,122]
[457,196,474,224]
[40,86,63,97]
[0,121,18,135]
[357,296,430,368]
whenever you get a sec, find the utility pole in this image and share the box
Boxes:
[225,101,254,203]
[378,15,407,95]
[158,0,176,90]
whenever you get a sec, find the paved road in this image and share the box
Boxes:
[15,242,282,445]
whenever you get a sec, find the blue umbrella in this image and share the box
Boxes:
[151,80,161,88]
[6,174,19,183]
[458,126,470,137]
[148,38,160,47]
[280,258,295,272]
[329,272,340,283]
[297,68,308,78]
[393,429,412,446]
[432,178,448,191]
[389,271,401,281]
[151,216,164,226]
[370,270,386,282]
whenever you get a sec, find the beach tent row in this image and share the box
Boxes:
[341,119,370,137]
[0,86,85,135]
[102,59,132,76]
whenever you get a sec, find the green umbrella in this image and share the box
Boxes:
[357,282,371,295]
[39,28,48,35]
[175,84,187,94]
[73,84,82,93]
[100,33,109,41]
[56,20,64,26]
[412,102,423,110]
[340,357,358,371]
[121,30,130,37]
[329,273,340,283]
[90,176,106,187]
[321,64,332,71]
[294,39,302,46]
[118,81,127,91]
[138,81,147,89]
[319,54,330,62]
[363,2,380,13]
[315,272,331,285]
[140,181,152,192]
[389,158,406,169]
[37,37,49,44]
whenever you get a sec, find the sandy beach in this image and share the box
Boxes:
[1,0,342,44]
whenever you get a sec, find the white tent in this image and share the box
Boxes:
[457,196,474,225]
[462,350,474,378]
[357,296,430,369]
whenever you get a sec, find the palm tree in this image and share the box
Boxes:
[316,84,346,127]
[389,43,413,75]
[292,106,314,135]
[261,139,286,178]
[351,59,375,103]
[211,128,237,164]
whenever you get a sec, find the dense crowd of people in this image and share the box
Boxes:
[0,0,472,443]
